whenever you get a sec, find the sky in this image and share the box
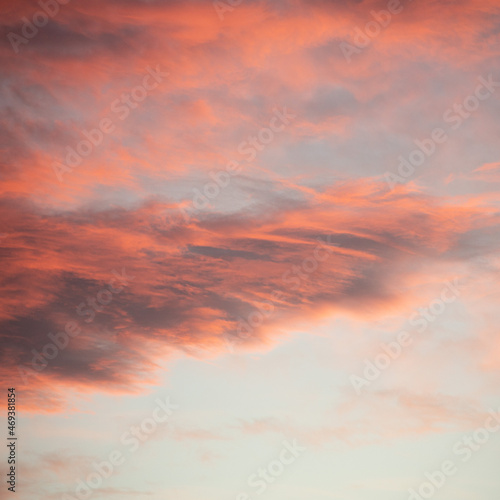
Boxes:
[1,0,500,499]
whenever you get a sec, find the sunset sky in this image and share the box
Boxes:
[1,0,500,499]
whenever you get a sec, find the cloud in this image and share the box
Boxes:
[0,179,496,411]
[1,0,500,418]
